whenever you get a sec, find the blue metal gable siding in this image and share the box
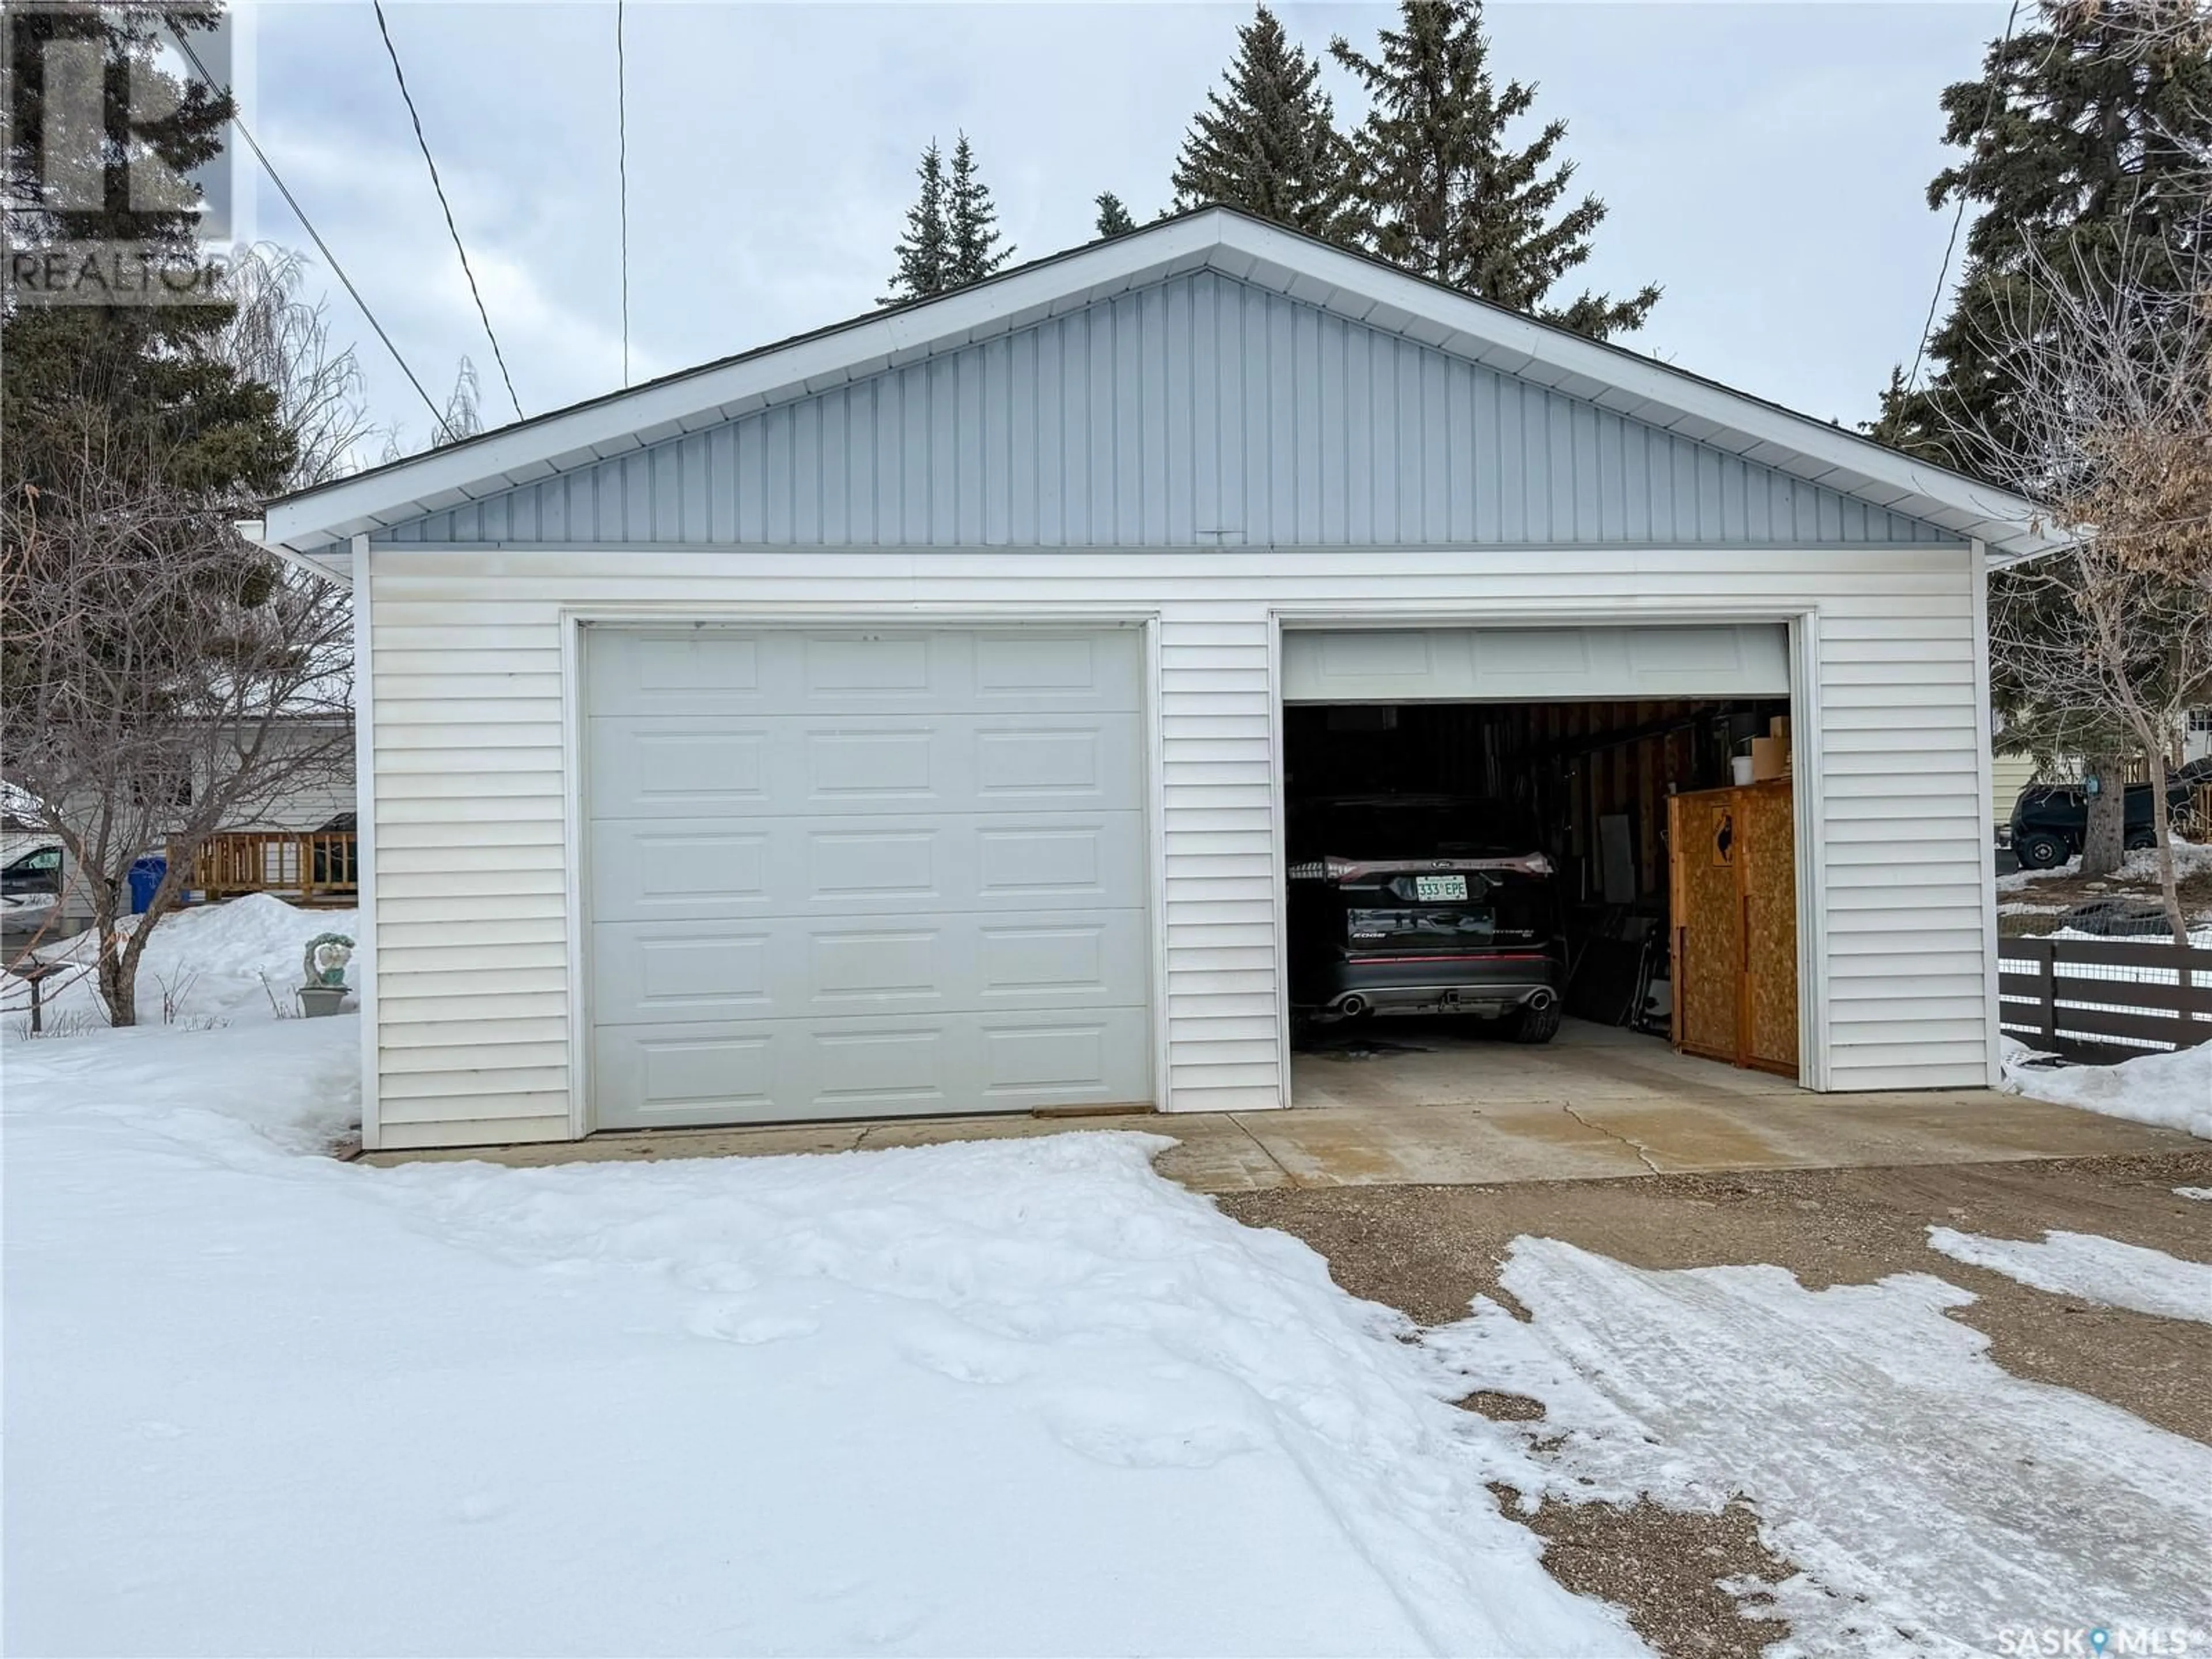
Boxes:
[374,272,1957,548]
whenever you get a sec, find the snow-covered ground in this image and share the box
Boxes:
[1,893,363,1037]
[1430,1241,2212,1658]
[1926,1227,2212,1324]
[1995,836,2212,897]
[2002,1037,2212,1139]
[4,1014,1638,1658]
[10,899,2210,1656]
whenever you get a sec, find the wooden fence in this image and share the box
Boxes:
[1998,934,2212,1059]
[2173,782,2212,842]
[190,831,358,905]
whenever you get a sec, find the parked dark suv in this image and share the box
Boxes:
[1,844,63,899]
[2008,762,2205,869]
[1286,795,1564,1043]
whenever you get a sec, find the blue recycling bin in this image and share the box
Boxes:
[128,855,167,914]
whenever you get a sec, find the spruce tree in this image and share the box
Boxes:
[1331,0,1659,339]
[1172,4,1354,240]
[1094,192,1138,238]
[882,140,952,304]
[1869,2,2211,877]
[945,132,1014,286]
[1871,3,2211,471]
[2,4,294,496]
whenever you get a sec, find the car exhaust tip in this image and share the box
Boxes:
[1524,988,1556,1012]
[1335,993,1368,1018]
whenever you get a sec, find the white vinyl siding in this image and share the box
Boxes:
[361,540,1991,1147]
[1990,753,2040,828]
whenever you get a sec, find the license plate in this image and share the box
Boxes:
[1414,874,1467,902]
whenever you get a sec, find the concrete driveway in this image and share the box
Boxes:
[362,1018,2194,1191]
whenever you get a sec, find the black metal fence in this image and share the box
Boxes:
[1998,935,2212,1060]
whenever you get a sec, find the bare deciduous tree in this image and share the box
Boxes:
[1979,227,2211,941]
[214,244,378,490]
[2088,0,2212,57]
[440,355,484,446]
[1,428,353,1024]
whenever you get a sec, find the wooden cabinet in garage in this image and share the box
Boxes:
[1668,779,1798,1077]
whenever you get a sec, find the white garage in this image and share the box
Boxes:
[584,626,1151,1127]
[256,206,2061,1150]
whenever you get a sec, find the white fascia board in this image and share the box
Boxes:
[263,214,1229,551]
[236,516,353,586]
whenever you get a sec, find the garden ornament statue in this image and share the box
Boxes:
[298,933,354,1018]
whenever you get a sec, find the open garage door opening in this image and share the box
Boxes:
[1281,626,1804,1093]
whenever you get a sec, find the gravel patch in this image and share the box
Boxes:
[1222,1150,2212,1657]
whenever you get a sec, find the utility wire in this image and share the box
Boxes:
[164,24,455,442]
[617,0,630,387]
[372,0,525,421]
[1905,0,2024,395]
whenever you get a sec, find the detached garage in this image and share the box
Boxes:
[257,206,2059,1151]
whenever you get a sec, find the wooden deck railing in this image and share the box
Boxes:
[1998,934,2211,1060]
[190,831,358,904]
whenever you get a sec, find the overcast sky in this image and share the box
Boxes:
[237,1,2009,453]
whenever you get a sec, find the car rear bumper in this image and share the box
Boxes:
[1296,955,1559,1022]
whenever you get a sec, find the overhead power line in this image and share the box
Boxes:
[618,0,631,388]
[164,24,455,442]
[371,0,525,421]
[1905,0,2024,395]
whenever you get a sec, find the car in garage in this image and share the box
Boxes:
[1286,795,1565,1043]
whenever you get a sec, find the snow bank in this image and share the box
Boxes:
[1,895,362,1036]
[2001,1036,2212,1139]
[1925,1226,2212,1324]
[3,1017,1637,1658]
[1426,1238,2212,1657]
[2177,1187,2212,1202]
[2025,922,2212,948]
[1995,835,2212,894]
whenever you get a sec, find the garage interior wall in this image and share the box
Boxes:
[1285,698,1786,910]
[355,539,1993,1150]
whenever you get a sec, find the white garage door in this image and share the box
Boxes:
[585,627,1152,1130]
[1282,624,1791,702]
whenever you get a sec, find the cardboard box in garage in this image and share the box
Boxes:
[1751,734,1791,780]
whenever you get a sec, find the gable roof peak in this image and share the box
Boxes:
[260,205,2058,564]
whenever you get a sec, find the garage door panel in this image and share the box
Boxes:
[592,811,1145,921]
[589,713,1143,819]
[1282,624,1790,702]
[592,908,1148,1023]
[588,627,1144,717]
[592,1006,1151,1128]
[587,627,1151,1128]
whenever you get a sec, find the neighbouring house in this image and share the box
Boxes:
[2,715,357,943]
[1990,751,2044,836]
[254,207,2060,1152]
